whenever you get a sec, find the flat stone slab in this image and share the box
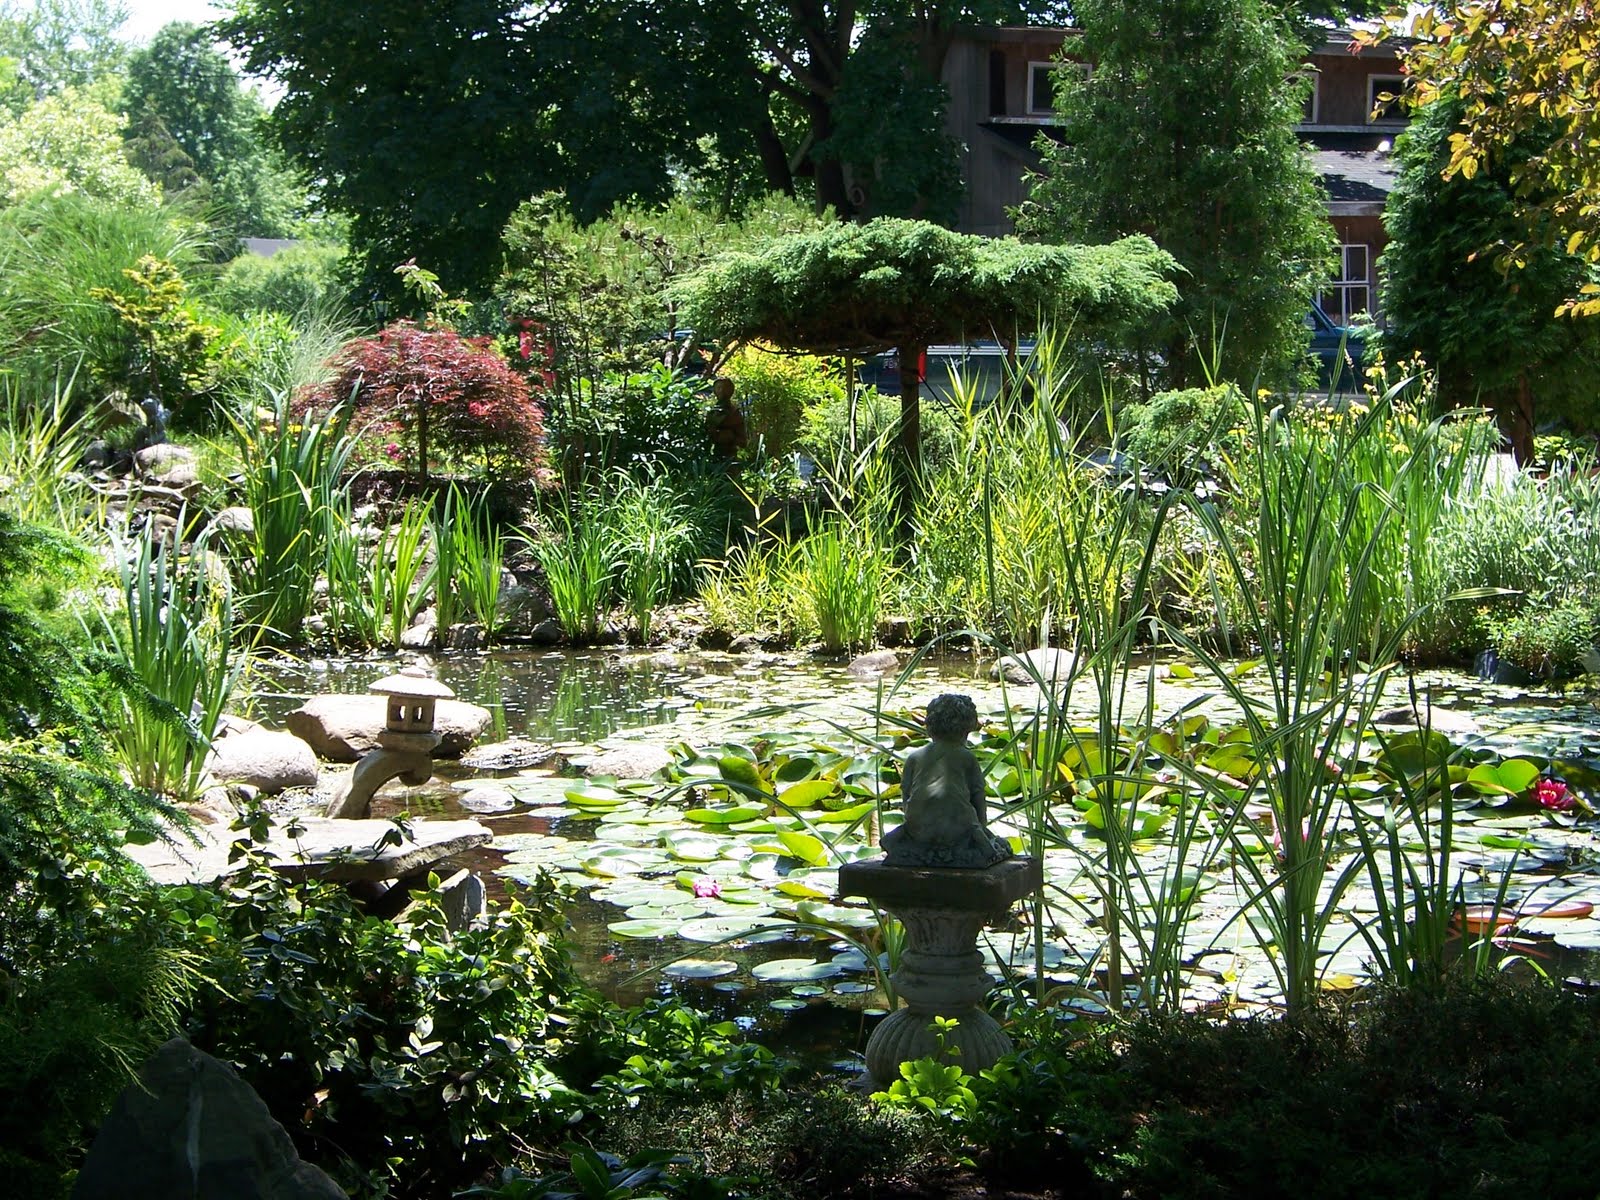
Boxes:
[126,816,492,886]
[838,855,1043,911]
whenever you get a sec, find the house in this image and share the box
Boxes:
[941,26,1404,323]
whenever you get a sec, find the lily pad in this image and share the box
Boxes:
[751,957,845,983]
[678,915,778,943]
[662,959,739,980]
[606,918,680,939]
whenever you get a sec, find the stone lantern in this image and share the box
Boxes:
[325,666,454,819]
[370,667,454,741]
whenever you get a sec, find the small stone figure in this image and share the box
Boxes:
[882,693,1011,868]
[705,377,748,459]
[133,396,169,451]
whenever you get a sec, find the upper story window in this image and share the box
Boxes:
[1297,70,1320,125]
[1028,60,1089,115]
[1367,73,1407,125]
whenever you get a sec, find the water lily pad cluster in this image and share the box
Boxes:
[451,669,1600,1016]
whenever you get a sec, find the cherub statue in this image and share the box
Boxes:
[882,693,1011,869]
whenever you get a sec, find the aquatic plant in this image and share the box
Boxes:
[529,501,615,642]
[94,521,242,802]
[228,391,357,642]
[432,484,506,640]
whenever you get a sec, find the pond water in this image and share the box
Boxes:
[245,649,1600,1062]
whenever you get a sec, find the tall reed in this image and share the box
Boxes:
[326,499,433,648]
[529,502,614,642]
[432,484,506,639]
[0,374,96,534]
[603,472,698,642]
[1164,398,1415,1016]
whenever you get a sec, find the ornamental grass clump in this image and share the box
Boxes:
[94,521,243,803]
[229,392,356,642]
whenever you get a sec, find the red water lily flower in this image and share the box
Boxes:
[692,878,721,899]
[1533,778,1575,812]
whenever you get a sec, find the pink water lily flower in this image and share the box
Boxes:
[692,878,721,899]
[1533,778,1576,813]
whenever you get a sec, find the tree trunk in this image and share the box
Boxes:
[897,341,924,536]
[753,112,795,197]
[1506,372,1536,466]
[417,395,430,480]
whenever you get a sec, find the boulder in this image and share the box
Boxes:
[581,743,674,781]
[848,649,899,677]
[124,815,493,886]
[206,729,319,794]
[444,622,486,651]
[133,443,199,488]
[400,607,437,650]
[459,738,560,771]
[285,693,491,761]
[270,817,493,883]
[211,505,255,535]
[990,647,1077,688]
[528,617,563,645]
[71,1038,346,1200]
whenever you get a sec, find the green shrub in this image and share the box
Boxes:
[0,512,198,1197]
[176,852,589,1199]
[563,365,710,475]
[969,978,1600,1200]
[798,379,963,470]
[0,191,204,401]
[1120,383,1247,482]
[210,241,348,318]
[1488,595,1600,677]
[604,1084,944,1200]
[721,343,845,461]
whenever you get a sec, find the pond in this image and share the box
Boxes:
[245,648,1600,1060]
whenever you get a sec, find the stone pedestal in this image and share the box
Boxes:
[325,729,440,819]
[838,856,1043,1086]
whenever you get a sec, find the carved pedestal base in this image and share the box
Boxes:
[325,730,440,819]
[838,857,1043,1087]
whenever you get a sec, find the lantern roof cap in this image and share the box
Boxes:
[368,665,454,701]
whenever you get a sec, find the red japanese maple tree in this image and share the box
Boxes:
[302,321,545,478]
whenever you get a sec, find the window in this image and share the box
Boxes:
[1367,73,1406,124]
[1027,61,1088,115]
[1319,244,1371,321]
[1297,70,1320,125]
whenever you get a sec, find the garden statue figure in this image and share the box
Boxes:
[882,692,1011,868]
[133,397,169,451]
[705,377,748,459]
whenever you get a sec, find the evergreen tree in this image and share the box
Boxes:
[1015,0,1331,391]
[123,21,303,238]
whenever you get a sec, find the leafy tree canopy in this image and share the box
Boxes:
[1016,0,1332,390]
[1379,95,1600,458]
[676,217,1176,354]
[0,0,128,113]
[0,84,155,205]
[676,217,1176,484]
[216,2,1085,295]
[1373,2,1600,317]
[123,21,305,238]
